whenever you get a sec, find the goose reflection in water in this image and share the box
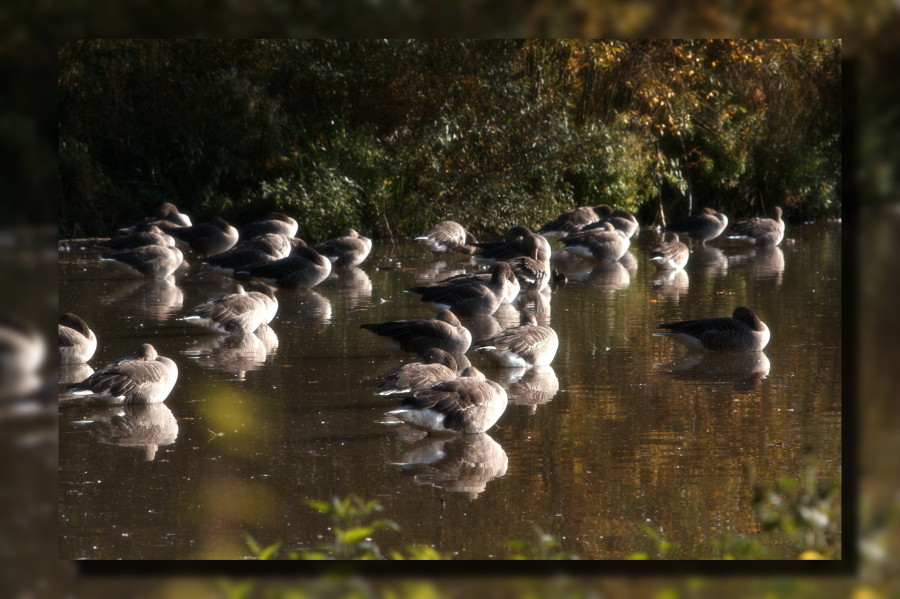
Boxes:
[389,432,508,499]
[280,289,332,325]
[493,365,560,414]
[319,266,373,304]
[59,363,94,385]
[75,403,178,461]
[727,246,785,285]
[102,277,184,320]
[651,269,690,303]
[414,258,475,284]
[514,287,552,324]
[687,246,728,279]
[656,351,771,392]
[182,327,277,381]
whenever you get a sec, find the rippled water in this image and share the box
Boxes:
[59,223,841,559]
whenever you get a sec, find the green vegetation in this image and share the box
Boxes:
[59,40,840,240]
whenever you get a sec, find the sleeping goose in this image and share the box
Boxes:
[560,222,631,262]
[177,283,271,335]
[119,202,192,232]
[648,232,690,270]
[474,226,551,263]
[101,245,184,278]
[58,313,97,365]
[375,348,459,396]
[200,233,292,274]
[653,306,770,351]
[168,216,240,256]
[666,207,729,246]
[361,310,472,355]
[314,229,373,267]
[98,225,175,251]
[539,205,605,238]
[234,245,332,289]
[415,221,478,254]
[473,310,559,368]
[384,366,508,434]
[65,343,178,404]
[405,261,519,316]
[239,213,299,239]
[726,207,785,247]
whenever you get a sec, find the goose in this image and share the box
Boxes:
[502,255,550,292]
[539,205,606,238]
[119,202,192,232]
[475,226,551,262]
[666,207,729,246]
[415,221,478,254]
[375,348,459,396]
[234,245,332,289]
[405,261,519,316]
[560,222,630,262]
[385,366,508,434]
[245,283,278,324]
[65,343,178,404]
[98,225,175,251]
[587,206,639,239]
[168,216,240,256]
[0,315,45,374]
[314,229,373,267]
[177,283,271,335]
[473,310,559,367]
[239,213,299,239]
[58,313,97,365]
[653,306,770,351]
[726,207,785,247]
[201,233,293,274]
[648,232,690,270]
[101,245,184,278]
[361,309,472,355]
[238,233,294,258]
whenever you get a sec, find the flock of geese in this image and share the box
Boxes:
[59,201,785,439]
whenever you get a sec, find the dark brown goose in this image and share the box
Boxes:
[361,309,472,355]
[168,216,240,256]
[653,306,770,351]
[314,229,373,267]
[65,343,178,404]
[119,202,193,232]
[177,283,271,335]
[239,213,299,239]
[98,225,175,251]
[473,310,559,367]
[560,222,631,262]
[58,313,97,365]
[406,261,519,316]
[648,232,690,270]
[101,245,184,278]
[475,225,552,262]
[234,245,332,289]
[385,366,508,434]
[415,221,478,254]
[726,207,785,247]
[501,255,551,292]
[375,348,459,396]
[666,207,729,246]
[589,206,640,239]
[539,205,606,238]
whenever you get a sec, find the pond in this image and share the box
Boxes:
[58,223,841,560]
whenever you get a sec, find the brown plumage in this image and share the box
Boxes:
[178,283,271,334]
[654,306,770,351]
[314,229,373,267]
[474,311,559,367]
[66,343,178,404]
[234,246,332,289]
[727,207,785,247]
[375,348,459,396]
[101,245,184,278]
[361,310,472,355]
[648,232,690,270]
[406,261,519,316]
[58,313,97,365]
[666,207,729,246]
[168,216,240,256]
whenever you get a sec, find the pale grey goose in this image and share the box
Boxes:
[98,225,175,251]
[415,221,478,254]
[178,283,272,335]
[375,348,458,396]
[168,216,240,256]
[648,232,690,270]
[101,245,184,278]
[65,343,178,404]
[726,207,785,247]
[58,313,97,365]
[361,309,472,355]
[406,261,519,316]
[474,310,559,368]
[239,212,299,239]
[0,315,45,374]
[385,366,508,434]
[653,306,770,351]
[314,229,373,267]
[560,222,631,262]
[119,202,193,232]
[666,207,729,246]
[234,245,332,289]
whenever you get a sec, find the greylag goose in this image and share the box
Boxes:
[314,229,373,267]
[406,261,519,316]
[177,283,272,335]
[385,366,508,434]
[361,309,472,355]
[653,306,770,351]
[375,348,459,396]
[415,221,478,254]
[475,226,551,262]
[648,232,690,270]
[239,213,299,239]
[473,310,559,367]
[201,233,292,274]
[589,206,639,239]
[119,202,192,232]
[560,222,631,262]
[726,207,785,247]
[539,206,606,238]
[65,343,178,404]
[666,207,729,246]
[58,313,97,365]
[101,245,184,278]
[168,216,240,256]
[234,245,332,289]
[98,225,175,251]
